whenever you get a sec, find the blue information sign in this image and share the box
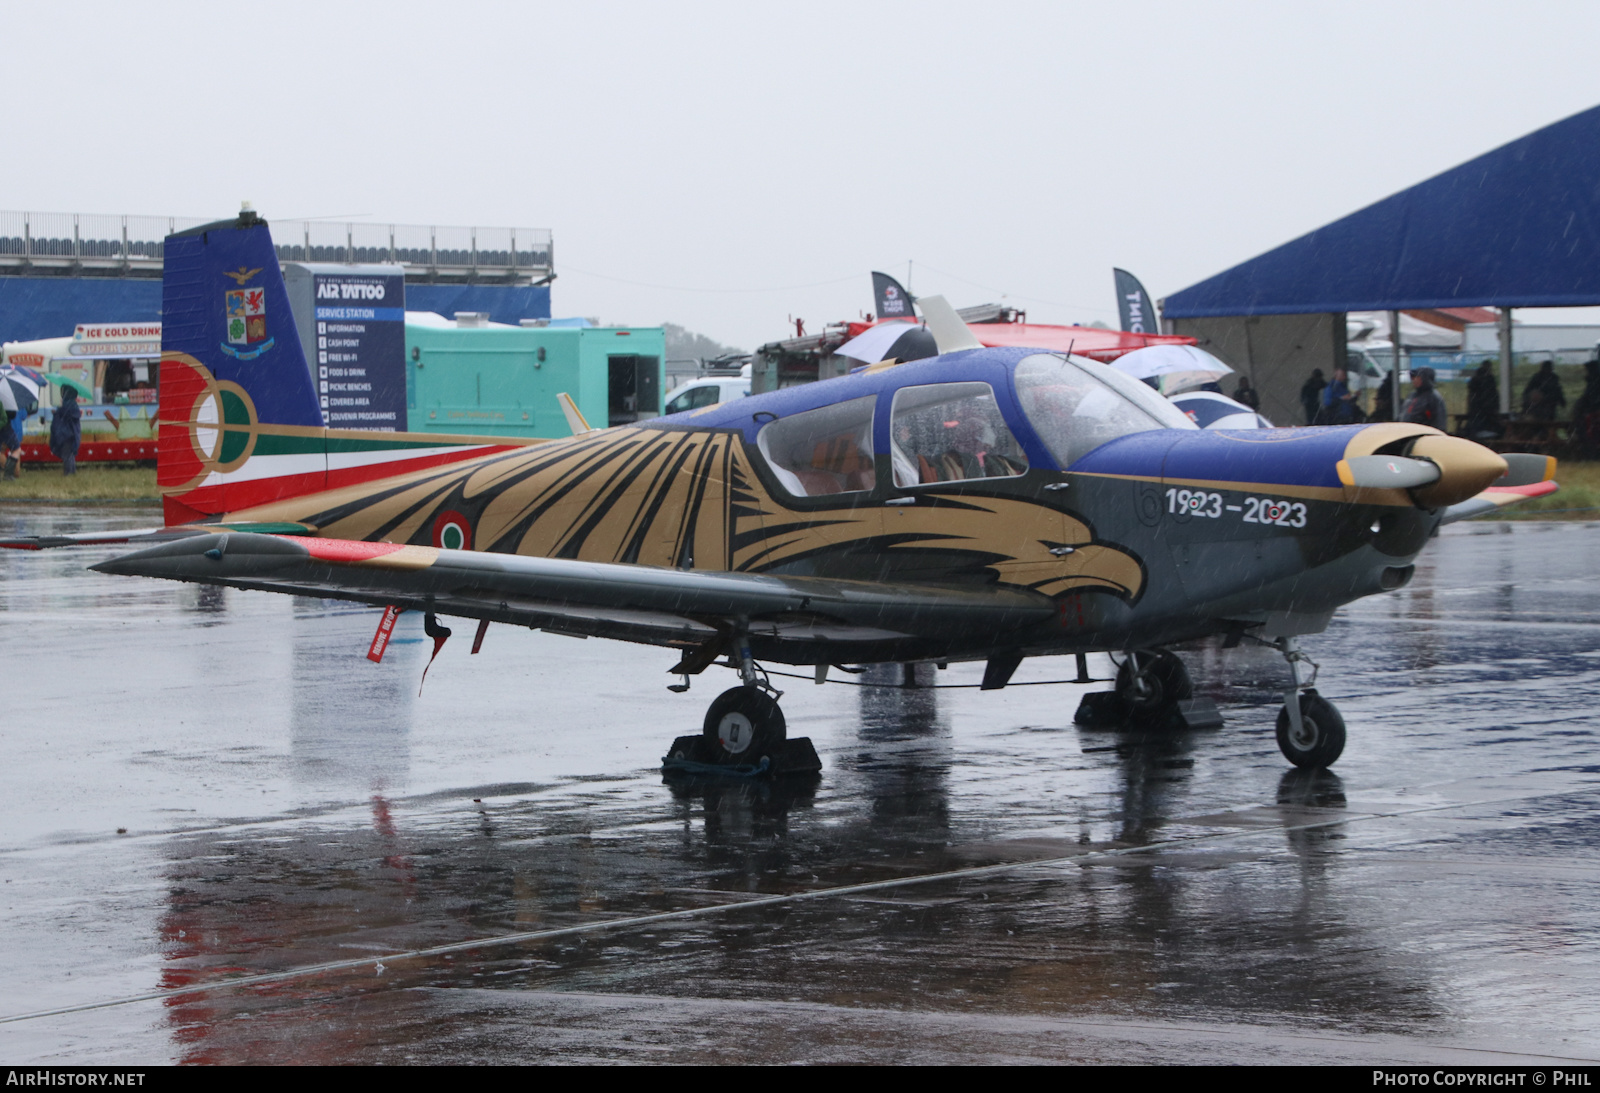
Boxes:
[309,271,407,430]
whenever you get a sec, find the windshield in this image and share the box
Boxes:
[1014,353,1195,469]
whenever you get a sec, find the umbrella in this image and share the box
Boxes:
[835,320,940,364]
[1170,390,1273,430]
[0,365,42,416]
[1110,345,1233,395]
[46,373,93,400]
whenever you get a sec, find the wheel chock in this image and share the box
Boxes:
[662,734,822,778]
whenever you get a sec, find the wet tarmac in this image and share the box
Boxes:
[2,502,1599,1064]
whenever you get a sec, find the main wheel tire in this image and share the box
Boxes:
[1114,650,1193,716]
[1275,690,1346,768]
[702,687,786,766]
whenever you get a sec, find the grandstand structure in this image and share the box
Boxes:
[0,211,554,285]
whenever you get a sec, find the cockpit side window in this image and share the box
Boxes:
[756,395,877,497]
[1013,353,1195,469]
[889,381,1027,487]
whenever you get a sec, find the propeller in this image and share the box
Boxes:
[1339,455,1441,490]
[1338,436,1509,508]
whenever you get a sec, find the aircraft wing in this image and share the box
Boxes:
[91,532,1056,654]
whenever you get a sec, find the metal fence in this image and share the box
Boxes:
[0,211,553,278]
[267,220,552,273]
[0,211,209,262]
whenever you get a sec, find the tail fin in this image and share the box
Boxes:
[157,209,538,527]
[162,209,323,429]
[556,392,593,435]
[917,295,984,354]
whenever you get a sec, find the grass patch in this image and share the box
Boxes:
[0,464,159,501]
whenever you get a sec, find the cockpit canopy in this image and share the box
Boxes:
[1012,352,1194,468]
[749,352,1195,498]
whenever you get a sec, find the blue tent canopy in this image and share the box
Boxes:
[1164,105,1600,318]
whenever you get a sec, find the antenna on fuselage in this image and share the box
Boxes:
[917,295,985,354]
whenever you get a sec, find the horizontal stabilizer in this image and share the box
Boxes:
[0,526,197,551]
[0,520,317,552]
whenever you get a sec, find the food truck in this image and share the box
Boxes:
[0,322,161,462]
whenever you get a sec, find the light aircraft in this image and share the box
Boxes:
[5,211,1560,771]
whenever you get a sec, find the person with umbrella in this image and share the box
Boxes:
[49,383,82,475]
[0,364,43,481]
[0,384,18,480]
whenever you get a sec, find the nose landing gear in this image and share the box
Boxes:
[1274,638,1345,769]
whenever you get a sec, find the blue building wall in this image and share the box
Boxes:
[0,276,551,344]
[403,284,551,325]
[0,277,161,342]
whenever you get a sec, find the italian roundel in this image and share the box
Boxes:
[432,510,473,551]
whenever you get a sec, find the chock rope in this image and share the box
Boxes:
[757,668,1112,690]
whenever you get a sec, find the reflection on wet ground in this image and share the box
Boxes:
[1,505,1598,1063]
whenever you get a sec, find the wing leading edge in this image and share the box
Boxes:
[91,533,1057,656]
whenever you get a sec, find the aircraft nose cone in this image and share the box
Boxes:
[1406,434,1508,508]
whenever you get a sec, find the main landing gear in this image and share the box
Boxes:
[1073,649,1223,731]
[663,633,821,778]
[1273,638,1345,769]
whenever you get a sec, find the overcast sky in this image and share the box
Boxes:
[5,1,1600,347]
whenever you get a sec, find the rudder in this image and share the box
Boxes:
[156,208,545,528]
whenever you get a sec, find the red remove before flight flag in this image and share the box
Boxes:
[419,612,453,695]
[368,605,402,662]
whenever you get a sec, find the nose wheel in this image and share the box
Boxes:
[1276,689,1346,768]
[1273,638,1345,768]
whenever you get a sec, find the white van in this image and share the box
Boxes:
[663,369,751,415]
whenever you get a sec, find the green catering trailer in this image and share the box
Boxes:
[404,321,666,438]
